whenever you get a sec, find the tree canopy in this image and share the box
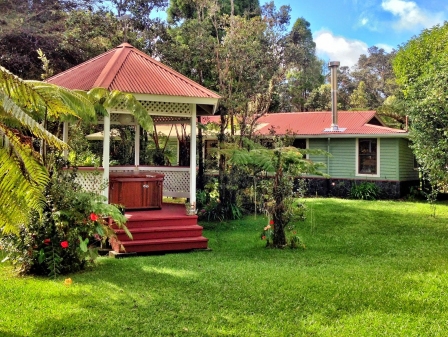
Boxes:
[393,22,448,188]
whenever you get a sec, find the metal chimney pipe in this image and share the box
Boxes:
[329,61,340,131]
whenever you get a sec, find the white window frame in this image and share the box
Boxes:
[356,138,380,177]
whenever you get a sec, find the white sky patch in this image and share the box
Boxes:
[375,43,395,53]
[360,17,369,26]
[314,30,368,68]
[381,0,445,31]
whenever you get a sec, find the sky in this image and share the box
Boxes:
[274,0,448,68]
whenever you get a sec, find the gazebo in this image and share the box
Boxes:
[46,43,220,253]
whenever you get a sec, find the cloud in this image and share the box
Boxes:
[375,43,395,53]
[314,30,368,68]
[381,0,445,31]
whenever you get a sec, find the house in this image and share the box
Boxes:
[212,111,418,199]
[45,43,220,253]
[229,61,418,199]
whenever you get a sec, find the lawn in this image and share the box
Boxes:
[1,198,448,336]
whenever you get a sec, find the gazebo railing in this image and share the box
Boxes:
[72,166,191,199]
[73,167,106,195]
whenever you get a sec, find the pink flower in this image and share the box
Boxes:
[60,241,69,249]
[90,213,99,221]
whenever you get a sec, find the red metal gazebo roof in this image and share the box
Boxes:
[46,43,220,99]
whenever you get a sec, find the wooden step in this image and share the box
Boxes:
[110,236,209,253]
[108,204,208,254]
[112,215,198,229]
[114,225,204,240]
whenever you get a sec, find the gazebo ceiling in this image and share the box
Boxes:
[45,43,220,115]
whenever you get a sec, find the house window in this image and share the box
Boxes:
[358,138,378,175]
[260,139,274,149]
[293,139,307,150]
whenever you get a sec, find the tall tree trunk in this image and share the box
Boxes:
[272,160,286,247]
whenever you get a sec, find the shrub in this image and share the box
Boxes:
[350,182,380,200]
[0,164,128,277]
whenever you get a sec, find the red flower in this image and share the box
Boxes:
[269,220,274,225]
[60,241,69,249]
[90,213,99,221]
[262,235,266,240]
[43,238,51,245]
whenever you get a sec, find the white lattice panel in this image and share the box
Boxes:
[99,101,191,116]
[139,101,191,116]
[150,171,189,198]
[74,170,106,195]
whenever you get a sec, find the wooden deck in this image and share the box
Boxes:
[109,203,208,253]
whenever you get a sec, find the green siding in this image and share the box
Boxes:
[328,138,356,178]
[308,138,328,172]
[398,139,419,180]
[379,138,399,180]
[309,138,356,178]
[308,137,413,181]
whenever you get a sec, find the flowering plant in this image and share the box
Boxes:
[261,219,274,246]
[0,165,128,277]
[261,219,305,249]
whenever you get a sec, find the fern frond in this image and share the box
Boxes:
[123,93,154,131]
[0,129,49,233]
[0,92,68,150]
[26,81,96,122]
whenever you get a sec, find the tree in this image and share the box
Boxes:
[227,138,325,247]
[0,66,95,233]
[349,81,369,110]
[0,0,107,79]
[305,84,331,111]
[351,46,396,109]
[275,17,324,112]
[167,0,260,24]
[393,22,448,189]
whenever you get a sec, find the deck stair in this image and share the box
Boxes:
[109,203,208,253]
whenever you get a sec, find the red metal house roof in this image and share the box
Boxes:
[45,43,220,99]
[201,111,407,137]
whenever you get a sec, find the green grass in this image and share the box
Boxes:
[2,198,448,336]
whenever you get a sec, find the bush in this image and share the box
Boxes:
[0,164,128,277]
[350,182,380,200]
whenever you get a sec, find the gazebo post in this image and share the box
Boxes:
[189,104,197,210]
[134,123,140,166]
[102,114,111,202]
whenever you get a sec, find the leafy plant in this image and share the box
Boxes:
[350,182,380,200]
[0,161,129,277]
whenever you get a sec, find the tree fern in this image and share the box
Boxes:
[0,135,49,233]
[86,88,154,131]
[0,66,96,233]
